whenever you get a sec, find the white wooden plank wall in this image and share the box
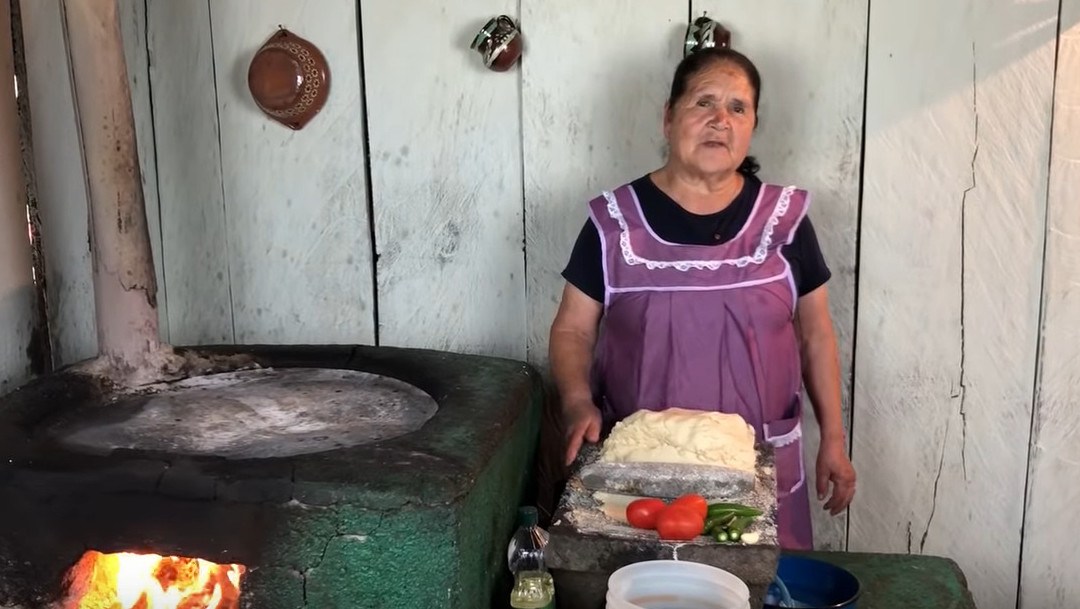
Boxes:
[362,0,525,358]
[18,0,97,366]
[207,0,376,345]
[522,0,682,367]
[0,0,35,392]
[1019,2,1080,606]
[144,0,232,345]
[851,1,1057,609]
[21,0,380,354]
[691,0,867,552]
[14,2,1080,606]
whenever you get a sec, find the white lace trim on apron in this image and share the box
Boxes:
[602,185,796,271]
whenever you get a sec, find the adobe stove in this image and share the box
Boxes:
[0,344,543,609]
[3,3,543,607]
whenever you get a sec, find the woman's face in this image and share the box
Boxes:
[663,61,757,179]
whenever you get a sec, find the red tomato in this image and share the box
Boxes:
[625,498,667,529]
[670,494,708,520]
[655,506,705,541]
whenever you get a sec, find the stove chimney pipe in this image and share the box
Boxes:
[60,0,179,385]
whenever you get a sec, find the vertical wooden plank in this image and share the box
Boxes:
[523,0,684,367]
[208,0,375,345]
[691,0,867,552]
[117,0,168,341]
[0,0,35,392]
[851,1,1057,607]
[1020,4,1080,607]
[19,0,96,366]
[364,0,524,358]
[145,0,233,345]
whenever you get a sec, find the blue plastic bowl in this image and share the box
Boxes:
[763,555,861,609]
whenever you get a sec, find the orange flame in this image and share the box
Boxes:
[64,550,245,609]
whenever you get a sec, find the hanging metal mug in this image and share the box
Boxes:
[470,15,523,71]
[684,15,731,57]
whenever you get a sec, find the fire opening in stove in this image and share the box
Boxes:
[61,550,245,609]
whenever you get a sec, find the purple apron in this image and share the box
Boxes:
[587,181,813,550]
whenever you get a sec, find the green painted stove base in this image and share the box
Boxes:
[0,345,544,609]
[238,380,542,609]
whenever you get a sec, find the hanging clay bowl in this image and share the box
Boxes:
[247,28,331,130]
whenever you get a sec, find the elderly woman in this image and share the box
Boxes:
[547,47,855,549]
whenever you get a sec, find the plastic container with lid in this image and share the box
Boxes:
[605,559,751,609]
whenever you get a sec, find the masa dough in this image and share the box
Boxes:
[598,408,756,473]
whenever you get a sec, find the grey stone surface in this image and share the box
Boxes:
[577,443,756,500]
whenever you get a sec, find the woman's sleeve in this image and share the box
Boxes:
[561,220,606,303]
[784,216,832,296]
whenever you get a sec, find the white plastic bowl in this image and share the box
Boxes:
[606,559,751,609]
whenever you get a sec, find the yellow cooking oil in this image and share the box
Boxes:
[507,507,556,609]
[509,569,555,608]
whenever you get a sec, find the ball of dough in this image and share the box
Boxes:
[598,408,756,473]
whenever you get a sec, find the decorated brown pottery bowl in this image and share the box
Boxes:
[247,28,330,130]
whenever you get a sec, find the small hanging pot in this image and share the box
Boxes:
[470,15,523,72]
[684,15,731,57]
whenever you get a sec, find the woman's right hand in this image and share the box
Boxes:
[563,398,602,466]
[549,282,605,466]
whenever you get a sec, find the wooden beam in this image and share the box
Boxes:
[18,0,96,366]
[363,0,524,357]
[1019,2,1080,605]
[0,0,36,391]
[206,0,377,345]
[144,0,232,345]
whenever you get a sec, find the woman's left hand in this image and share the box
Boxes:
[816,439,856,516]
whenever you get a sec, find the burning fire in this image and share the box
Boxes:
[64,550,245,609]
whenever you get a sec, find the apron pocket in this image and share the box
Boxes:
[768,428,806,498]
[764,396,805,498]
[764,415,800,447]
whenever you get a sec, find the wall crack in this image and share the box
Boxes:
[920,418,950,553]
[955,41,979,482]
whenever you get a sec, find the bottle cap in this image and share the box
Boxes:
[518,506,538,527]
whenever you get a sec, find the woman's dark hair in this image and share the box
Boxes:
[667,47,762,175]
